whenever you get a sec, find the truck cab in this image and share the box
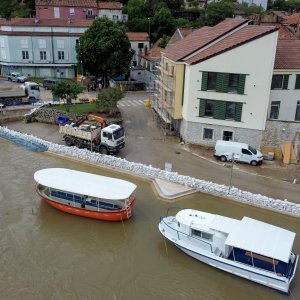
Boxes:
[100,124,125,154]
[21,82,41,103]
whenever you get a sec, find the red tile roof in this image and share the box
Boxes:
[274,38,300,69]
[282,13,300,26]
[178,28,194,38]
[278,25,297,39]
[35,0,122,9]
[163,19,248,61]
[186,25,278,65]
[126,32,148,41]
[139,46,162,62]
[0,17,93,27]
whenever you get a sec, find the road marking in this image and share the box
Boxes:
[118,100,146,107]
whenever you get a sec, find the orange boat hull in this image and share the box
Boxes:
[36,186,135,221]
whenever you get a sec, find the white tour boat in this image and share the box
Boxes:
[159,208,298,294]
[34,168,137,221]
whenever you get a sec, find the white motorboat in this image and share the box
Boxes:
[158,208,298,294]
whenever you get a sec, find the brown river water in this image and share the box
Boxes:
[0,139,299,300]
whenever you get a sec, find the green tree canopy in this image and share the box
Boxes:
[76,18,133,86]
[206,0,234,26]
[96,87,124,116]
[152,7,176,41]
[125,0,147,19]
[0,0,19,19]
[51,81,85,111]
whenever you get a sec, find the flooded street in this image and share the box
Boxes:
[0,140,299,300]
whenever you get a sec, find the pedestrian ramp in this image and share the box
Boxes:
[117,99,146,107]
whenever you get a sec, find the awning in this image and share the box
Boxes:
[225,217,296,263]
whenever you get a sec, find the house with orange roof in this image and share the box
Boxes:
[0,18,147,79]
[264,33,300,152]
[155,18,279,148]
[35,0,126,22]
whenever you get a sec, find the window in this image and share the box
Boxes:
[199,99,243,122]
[270,101,280,119]
[191,229,212,241]
[58,51,64,60]
[57,40,64,49]
[38,39,46,49]
[204,100,214,117]
[203,128,213,140]
[70,8,75,15]
[228,74,239,92]
[242,148,252,155]
[40,51,47,60]
[226,102,236,119]
[295,75,300,89]
[87,9,93,16]
[0,39,5,48]
[20,39,28,49]
[22,50,29,60]
[271,75,289,90]
[223,131,233,141]
[138,43,144,49]
[202,71,246,94]
[207,72,217,90]
[112,15,119,20]
[1,49,6,59]
[295,101,300,121]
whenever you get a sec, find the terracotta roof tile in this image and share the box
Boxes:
[274,38,300,69]
[35,0,122,9]
[282,13,300,25]
[139,46,162,62]
[178,28,194,38]
[0,17,93,27]
[186,25,278,65]
[163,18,248,61]
[278,25,297,39]
[126,32,148,41]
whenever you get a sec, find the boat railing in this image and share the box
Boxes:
[161,218,213,253]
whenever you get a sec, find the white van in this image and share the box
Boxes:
[214,140,263,166]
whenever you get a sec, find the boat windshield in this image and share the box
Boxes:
[113,128,124,140]
[248,145,257,155]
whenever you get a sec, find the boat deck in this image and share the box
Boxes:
[227,248,295,278]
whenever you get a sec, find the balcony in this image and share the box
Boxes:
[86,14,96,19]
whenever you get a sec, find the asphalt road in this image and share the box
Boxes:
[4,90,300,203]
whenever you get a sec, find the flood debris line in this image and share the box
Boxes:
[1,126,299,217]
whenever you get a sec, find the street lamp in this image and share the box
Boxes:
[148,18,151,47]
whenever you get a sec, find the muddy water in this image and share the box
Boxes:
[0,140,299,300]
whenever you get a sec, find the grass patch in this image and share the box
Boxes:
[51,103,98,114]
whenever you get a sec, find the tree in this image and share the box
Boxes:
[51,81,85,112]
[125,0,147,19]
[76,18,133,87]
[206,0,234,26]
[96,87,124,116]
[152,7,176,41]
[0,0,19,19]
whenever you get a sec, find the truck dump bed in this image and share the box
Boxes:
[0,86,26,98]
[59,125,101,141]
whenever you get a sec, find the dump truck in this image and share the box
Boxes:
[0,82,41,106]
[59,115,125,155]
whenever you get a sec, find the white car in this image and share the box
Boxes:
[7,72,27,83]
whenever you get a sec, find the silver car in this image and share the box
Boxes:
[7,72,27,83]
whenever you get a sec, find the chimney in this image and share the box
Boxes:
[68,18,71,24]
[34,18,39,24]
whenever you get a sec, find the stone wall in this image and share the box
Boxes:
[180,120,263,148]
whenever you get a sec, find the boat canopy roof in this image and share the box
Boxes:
[34,168,137,201]
[225,217,296,263]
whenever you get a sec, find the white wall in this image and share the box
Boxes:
[182,30,278,131]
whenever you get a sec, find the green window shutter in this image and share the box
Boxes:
[199,99,206,117]
[222,73,229,93]
[295,75,300,89]
[237,74,246,94]
[271,75,275,90]
[201,72,208,91]
[213,100,226,119]
[234,102,243,122]
[283,75,289,89]
[216,73,224,92]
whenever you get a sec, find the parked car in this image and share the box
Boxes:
[7,72,27,83]
[43,78,61,90]
[214,140,263,166]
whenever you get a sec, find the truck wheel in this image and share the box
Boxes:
[220,156,227,162]
[4,98,13,106]
[29,97,35,104]
[65,137,74,146]
[250,160,258,166]
[74,139,82,148]
[99,146,108,155]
